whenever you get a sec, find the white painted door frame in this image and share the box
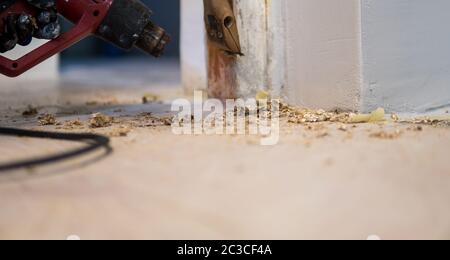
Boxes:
[181,0,450,113]
[181,0,358,108]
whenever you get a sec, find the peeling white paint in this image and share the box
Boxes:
[206,0,285,99]
[233,0,270,98]
[266,0,286,98]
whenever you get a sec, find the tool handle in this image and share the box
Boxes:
[0,0,112,77]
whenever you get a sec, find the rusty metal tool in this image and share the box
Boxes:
[204,0,242,56]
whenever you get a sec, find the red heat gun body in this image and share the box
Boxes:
[0,0,170,77]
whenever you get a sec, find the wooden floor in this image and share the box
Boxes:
[0,61,449,240]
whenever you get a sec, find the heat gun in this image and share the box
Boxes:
[0,0,170,77]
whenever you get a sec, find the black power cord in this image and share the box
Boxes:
[0,127,111,172]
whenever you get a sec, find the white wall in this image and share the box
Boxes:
[181,0,207,93]
[284,0,362,111]
[361,0,450,113]
[0,40,59,83]
[286,0,450,113]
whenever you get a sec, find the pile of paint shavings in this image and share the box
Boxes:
[282,103,450,127]
[403,116,450,127]
[47,113,172,137]
[280,103,354,124]
[57,119,85,130]
[257,87,385,126]
[283,103,450,141]
[38,114,58,126]
[130,112,173,127]
[89,113,114,128]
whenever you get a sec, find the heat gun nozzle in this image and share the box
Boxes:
[136,22,171,58]
[94,0,170,58]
